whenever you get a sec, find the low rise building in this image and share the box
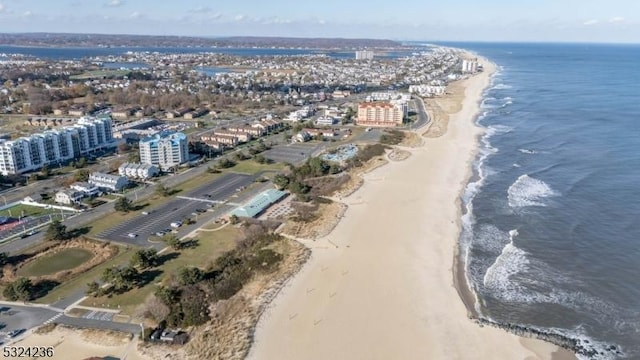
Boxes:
[184,108,208,119]
[200,133,238,147]
[70,182,100,197]
[88,172,129,192]
[118,162,159,179]
[230,189,287,218]
[55,189,84,205]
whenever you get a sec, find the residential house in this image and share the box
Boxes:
[55,189,84,205]
[118,162,160,179]
[184,108,209,119]
[88,172,129,192]
[70,182,100,197]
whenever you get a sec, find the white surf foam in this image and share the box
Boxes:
[507,174,558,208]
[518,148,537,154]
[482,229,530,298]
[491,83,512,90]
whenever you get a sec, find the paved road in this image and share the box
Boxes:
[0,304,60,337]
[412,96,431,129]
[55,315,141,334]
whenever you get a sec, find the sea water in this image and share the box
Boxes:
[450,43,640,359]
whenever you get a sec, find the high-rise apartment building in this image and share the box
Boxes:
[0,117,114,175]
[139,131,188,171]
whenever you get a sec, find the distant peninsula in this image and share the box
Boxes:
[0,33,403,49]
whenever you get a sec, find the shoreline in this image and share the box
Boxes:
[247,54,577,359]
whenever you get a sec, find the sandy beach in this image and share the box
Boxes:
[10,326,149,360]
[247,57,576,360]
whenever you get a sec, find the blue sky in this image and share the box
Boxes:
[0,0,638,42]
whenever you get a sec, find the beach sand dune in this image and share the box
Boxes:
[247,58,575,360]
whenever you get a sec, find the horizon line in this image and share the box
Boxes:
[0,31,639,46]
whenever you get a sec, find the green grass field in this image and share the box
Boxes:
[34,246,135,304]
[0,203,59,218]
[81,225,240,315]
[17,248,94,277]
[226,159,285,175]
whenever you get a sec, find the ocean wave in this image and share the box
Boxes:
[486,124,513,135]
[491,83,512,90]
[507,174,559,208]
[482,229,530,297]
[518,148,537,154]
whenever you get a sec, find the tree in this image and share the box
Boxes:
[3,277,33,301]
[0,252,8,266]
[178,267,204,286]
[155,184,171,197]
[117,142,131,154]
[74,169,90,182]
[273,174,290,190]
[127,151,141,163]
[41,164,51,178]
[289,181,310,195]
[162,233,182,250]
[229,214,240,225]
[180,285,210,326]
[75,157,87,169]
[145,295,171,322]
[86,281,101,296]
[102,266,139,293]
[216,158,235,169]
[254,154,266,164]
[130,248,159,269]
[45,219,67,241]
[114,197,133,213]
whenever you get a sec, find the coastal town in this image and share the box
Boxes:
[4,32,590,360]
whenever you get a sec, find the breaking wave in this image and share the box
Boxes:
[507,174,559,208]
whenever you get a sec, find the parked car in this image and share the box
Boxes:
[155,231,165,237]
[127,233,138,238]
[170,222,182,228]
[7,329,24,338]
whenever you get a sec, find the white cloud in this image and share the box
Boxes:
[130,11,141,19]
[608,16,625,23]
[106,0,123,7]
[0,4,6,13]
[583,19,599,26]
[191,6,212,13]
[209,12,222,20]
[22,10,32,17]
[234,14,245,21]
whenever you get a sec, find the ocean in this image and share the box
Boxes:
[448,43,640,359]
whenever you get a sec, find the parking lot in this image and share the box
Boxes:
[98,173,255,245]
[0,305,59,342]
[263,143,323,165]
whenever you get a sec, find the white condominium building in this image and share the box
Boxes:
[355,50,375,60]
[0,117,114,175]
[139,131,188,171]
[88,172,129,192]
[461,59,479,73]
